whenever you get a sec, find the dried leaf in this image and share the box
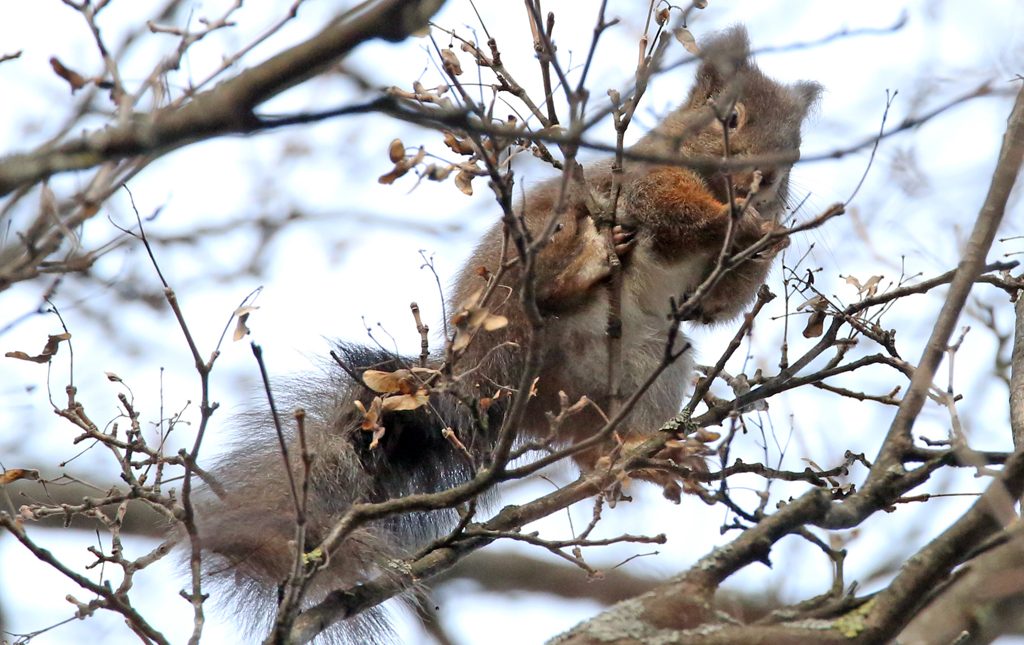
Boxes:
[454,170,474,195]
[674,28,699,55]
[843,274,883,298]
[482,314,508,331]
[862,275,883,297]
[362,369,417,395]
[452,329,472,352]
[378,162,411,185]
[379,147,425,185]
[803,309,826,338]
[440,48,463,76]
[797,294,829,312]
[425,164,453,181]
[388,138,405,163]
[693,0,708,8]
[655,8,670,25]
[381,389,429,412]
[452,288,483,321]
[466,306,491,330]
[451,288,505,351]
[368,427,386,449]
[105,372,123,383]
[232,305,259,341]
[354,397,383,428]
[5,333,71,364]
[0,469,40,485]
[354,397,386,448]
[443,131,475,155]
[49,56,86,92]
[438,48,462,76]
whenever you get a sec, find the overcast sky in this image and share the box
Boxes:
[1,1,1023,643]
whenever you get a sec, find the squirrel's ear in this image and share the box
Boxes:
[701,25,751,61]
[694,26,752,93]
[793,81,824,113]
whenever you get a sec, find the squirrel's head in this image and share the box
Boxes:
[643,25,822,221]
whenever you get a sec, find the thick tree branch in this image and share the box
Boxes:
[0,0,445,197]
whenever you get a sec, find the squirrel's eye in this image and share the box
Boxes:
[726,110,740,129]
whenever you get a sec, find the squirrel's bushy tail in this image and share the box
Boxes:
[190,343,496,641]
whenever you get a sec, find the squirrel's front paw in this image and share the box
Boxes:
[755,219,790,257]
[612,224,637,260]
[718,199,757,223]
[616,433,711,503]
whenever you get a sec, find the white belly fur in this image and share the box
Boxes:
[545,245,705,432]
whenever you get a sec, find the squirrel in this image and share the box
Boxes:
[191,25,821,642]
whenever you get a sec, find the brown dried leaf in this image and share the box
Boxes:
[862,275,883,297]
[803,309,826,338]
[451,290,483,330]
[363,369,416,395]
[452,329,472,352]
[378,162,411,185]
[388,138,405,163]
[466,306,491,330]
[443,131,475,155]
[354,397,385,449]
[482,314,508,331]
[49,56,86,92]
[368,425,386,449]
[0,469,40,485]
[655,8,670,25]
[451,288,497,351]
[381,389,429,412]
[454,170,474,195]
[5,333,71,364]
[693,0,708,8]
[440,48,463,76]
[425,164,453,181]
[674,28,699,55]
[379,147,425,185]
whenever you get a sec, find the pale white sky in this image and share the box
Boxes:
[1,1,1023,643]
